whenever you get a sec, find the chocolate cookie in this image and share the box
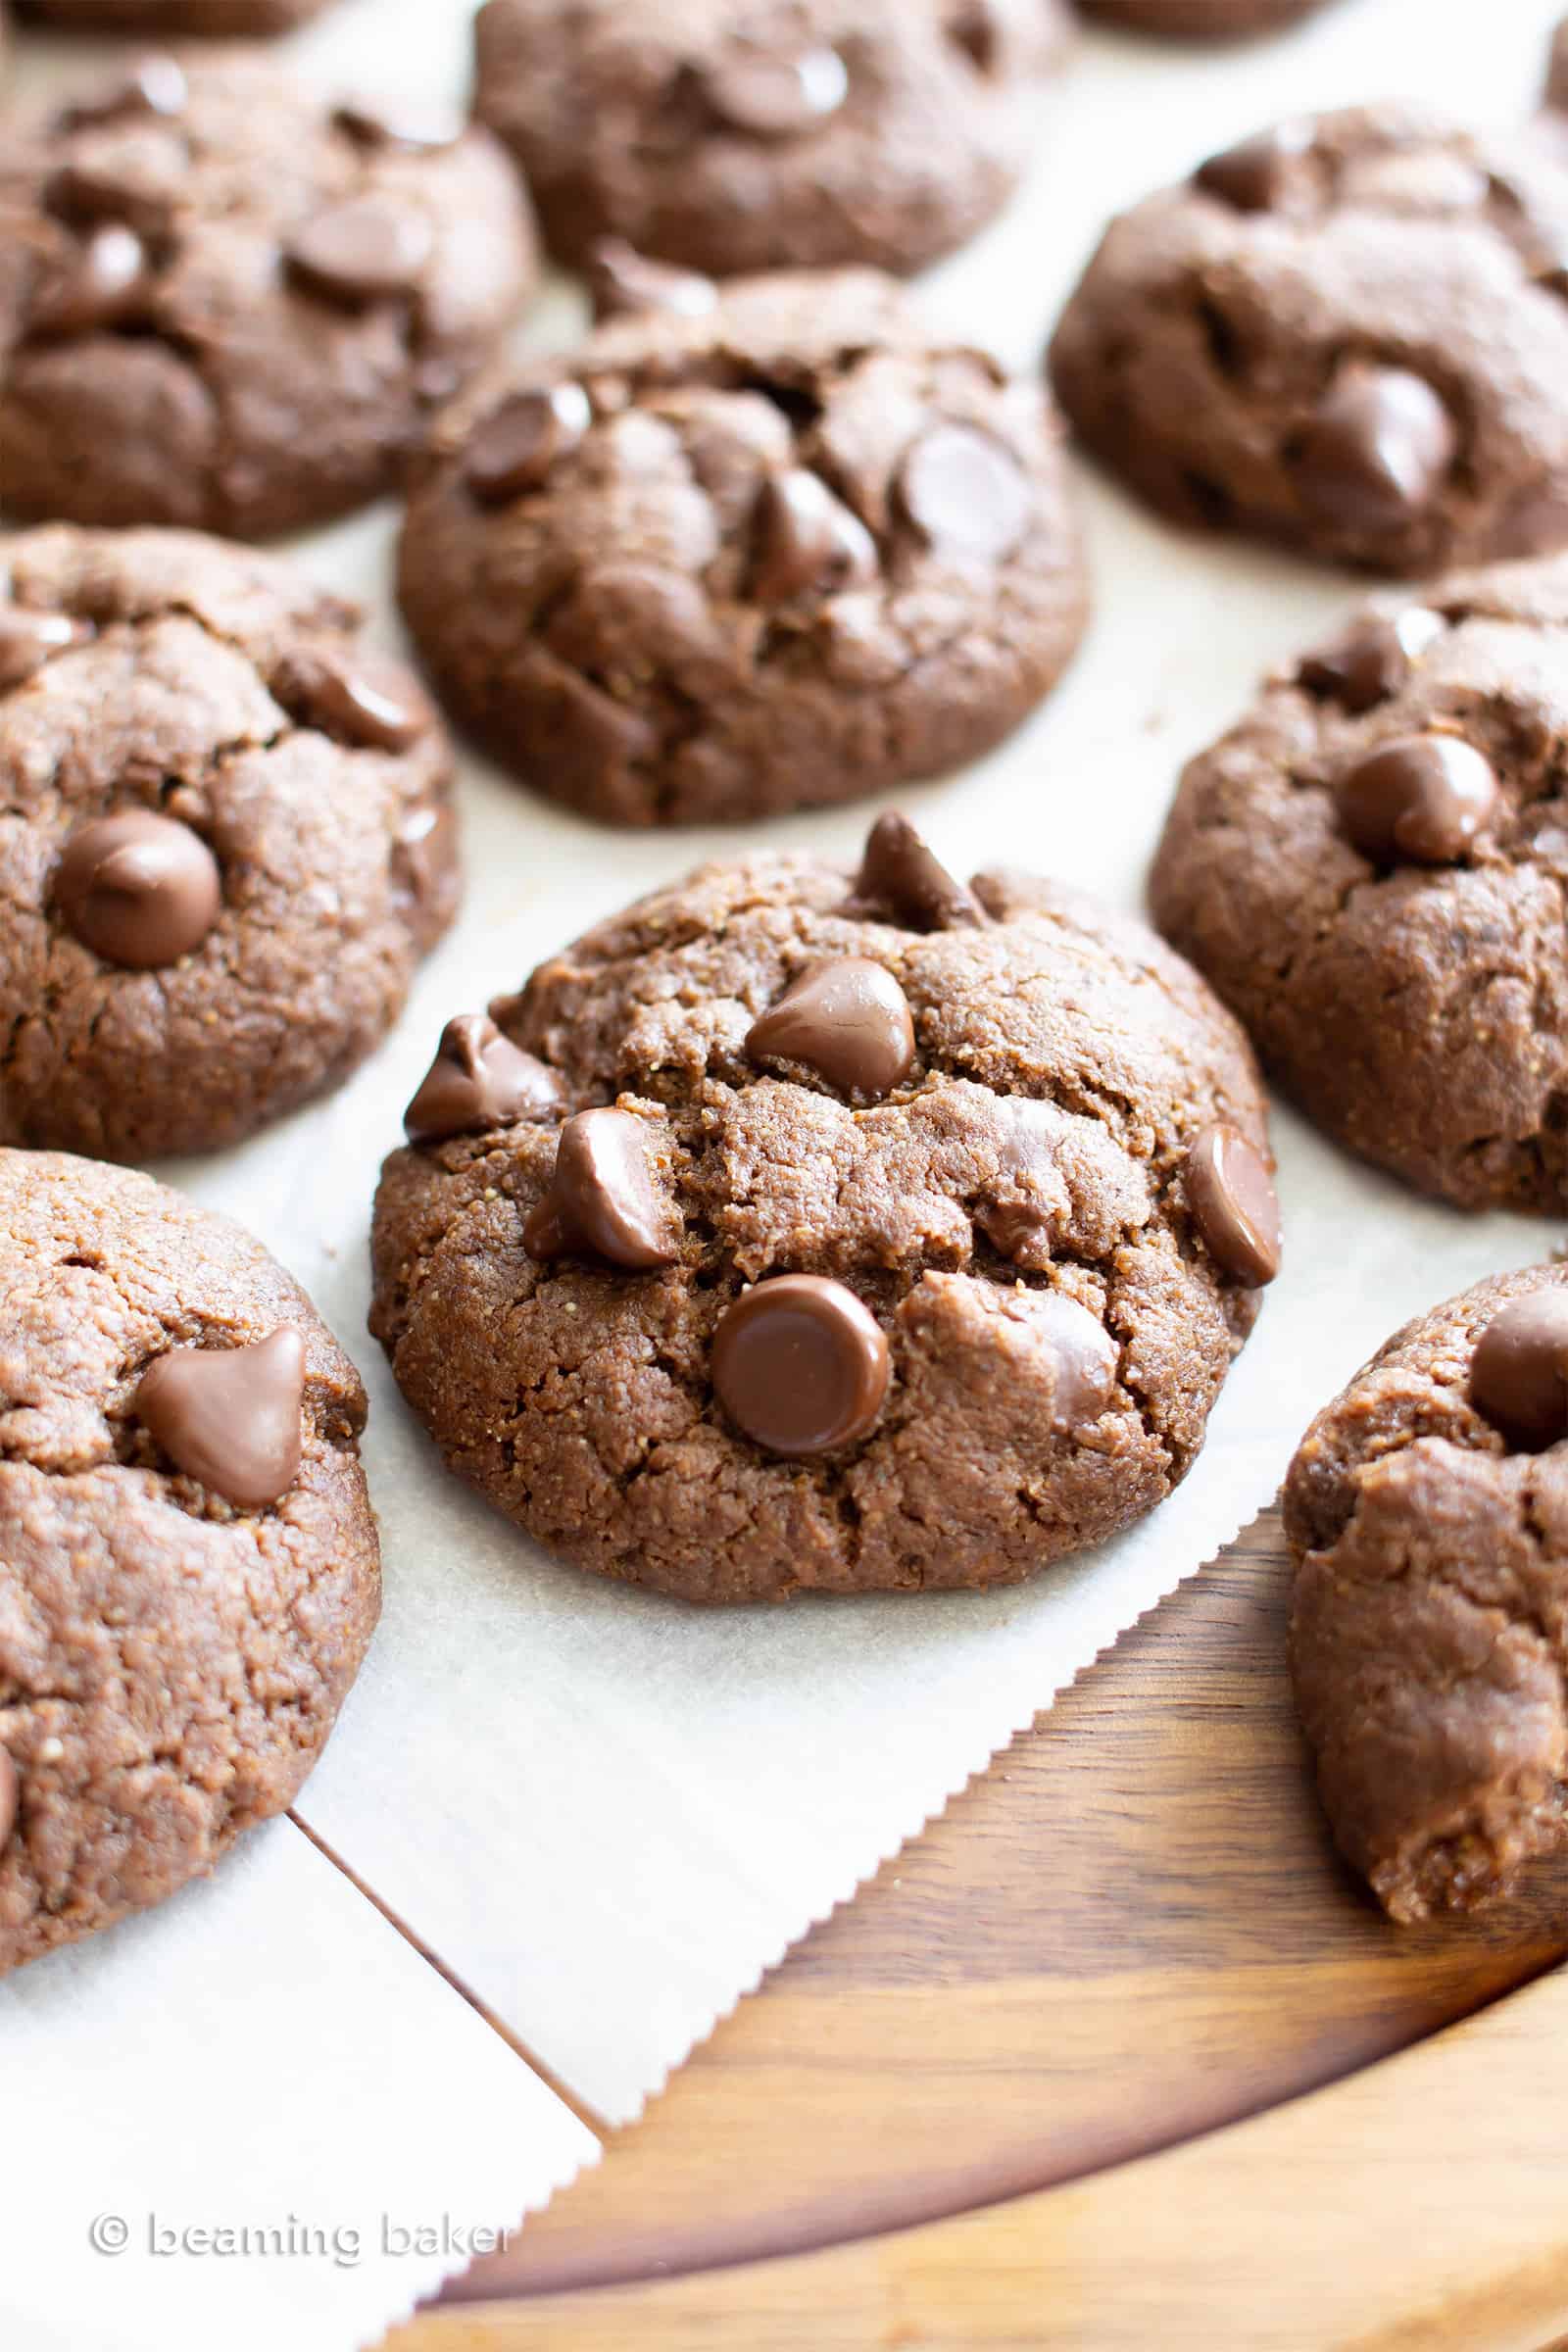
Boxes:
[1049,106,1568,575]
[369,814,1278,1604]
[472,0,1069,280]
[1077,0,1332,36]
[0,523,459,1161]
[0,1149,379,1975]
[0,55,537,538]
[398,269,1087,827]
[1150,551,1568,1211]
[15,0,334,27]
[1288,1264,1568,1923]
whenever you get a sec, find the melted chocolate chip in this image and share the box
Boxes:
[54,810,221,969]
[29,222,150,337]
[1195,121,1311,213]
[1185,1124,1282,1287]
[746,957,915,1102]
[1470,1291,1568,1449]
[1293,366,1457,532]
[405,1014,564,1143]
[0,1750,16,1850]
[1018,1290,1119,1431]
[281,644,429,751]
[136,1328,306,1509]
[523,1107,676,1269]
[0,606,91,693]
[703,46,849,138]
[854,810,989,932]
[1298,608,1444,713]
[712,1274,890,1456]
[899,425,1032,563]
[587,239,718,322]
[752,469,877,605]
[466,384,592,505]
[286,197,433,305]
[1338,733,1497,865]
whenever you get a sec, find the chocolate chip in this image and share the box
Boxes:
[712,1274,889,1456]
[466,384,592,505]
[50,127,186,231]
[54,810,221,969]
[405,1014,564,1143]
[136,1328,306,1509]
[523,1107,676,1269]
[332,97,461,152]
[391,799,456,917]
[747,957,915,1101]
[703,46,849,138]
[280,644,429,751]
[1195,122,1311,213]
[28,222,150,338]
[1185,1123,1281,1287]
[1469,1291,1568,1449]
[752,470,877,605]
[62,54,187,129]
[899,425,1032,564]
[854,810,989,932]
[286,197,433,305]
[1293,366,1457,532]
[1338,733,1497,865]
[0,606,91,692]
[1021,1290,1119,1431]
[0,1750,16,1850]
[1298,608,1444,714]
[587,239,718,322]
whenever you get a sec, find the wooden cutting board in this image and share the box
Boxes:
[384,1506,1568,2351]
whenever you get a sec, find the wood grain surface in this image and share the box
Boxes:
[383,1505,1568,2349]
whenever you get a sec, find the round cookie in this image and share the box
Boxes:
[398,268,1088,827]
[1077,0,1332,37]
[0,523,459,1161]
[0,1149,380,1976]
[1287,1264,1568,1924]
[15,0,335,27]
[369,814,1279,1604]
[0,54,538,538]
[1049,106,1568,575]
[471,0,1070,279]
[1151,550,1568,1212]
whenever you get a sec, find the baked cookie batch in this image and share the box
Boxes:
[3,0,1567,1970]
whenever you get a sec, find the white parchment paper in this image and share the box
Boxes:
[7,18,1568,2349]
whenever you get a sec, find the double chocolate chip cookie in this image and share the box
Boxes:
[0,55,537,537]
[1077,0,1333,37]
[370,815,1278,1604]
[1152,550,1568,1212]
[0,523,458,1160]
[15,0,335,28]
[473,0,1069,279]
[398,268,1087,827]
[1289,1265,1568,1923]
[0,1150,380,1976]
[1050,106,1568,574]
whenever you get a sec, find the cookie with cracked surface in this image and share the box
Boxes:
[15,0,334,27]
[1049,106,1568,575]
[1077,0,1333,36]
[0,54,537,538]
[1288,1264,1568,1924]
[472,0,1070,280]
[369,813,1277,1604]
[0,523,459,1161]
[397,268,1088,827]
[1150,550,1568,1211]
[0,1149,379,1976]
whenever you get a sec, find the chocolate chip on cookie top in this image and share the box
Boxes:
[473,0,1070,281]
[1151,547,1568,1211]
[1287,1266,1568,1924]
[369,815,1274,1602]
[405,1015,564,1145]
[399,268,1087,827]
[0,56,538,538]
[0,525,460,1163]
[0,1149,379,1976]
[1050,106,1568,575]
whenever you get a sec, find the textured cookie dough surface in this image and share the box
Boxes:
[473,0,1070,279]
[398,268,1088,827]
[1151,550,1568,1211]
[1050,106,1568,575]
[1077,0,1331,36]
[15,0,334,27]
[0,1150,380,1976]
[0,54,537,538]
[1288,1264,1568,1923]
[371,829,1276,1603]
[0,524,460,1161]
